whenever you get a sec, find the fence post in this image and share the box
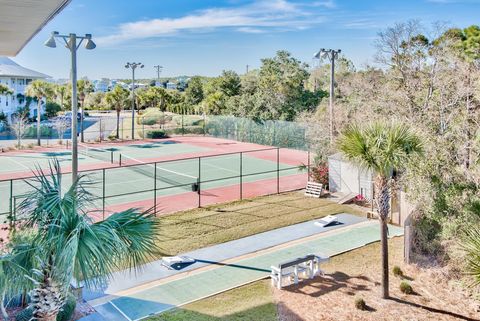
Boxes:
[203,114,206,136]
[121,117,124,140]
[272,121,276,147]
[240,152,243,200]
[307,150,311,182]
[154,162,157,215]
[277,148,280,194]
[182,113,184,136]
[198,157,201,207]
[102,168,106,220]
[142,119,145,139]
[8,179,13,229]
[99,118,102,142]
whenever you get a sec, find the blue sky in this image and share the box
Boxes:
[13,0,480,79]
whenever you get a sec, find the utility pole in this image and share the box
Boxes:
[154,65,163,86]
[125,62,144,140]
[313,49,341,145]
[246,64,249,73]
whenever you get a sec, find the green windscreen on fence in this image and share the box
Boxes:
[204,116,308,150]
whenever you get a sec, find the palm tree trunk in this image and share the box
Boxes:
[380,217,389,299]
[37,99,42,146]
[375,176,390,299]
[116,109,120,139]
[32,264,63,321]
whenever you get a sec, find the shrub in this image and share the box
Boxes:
[400,281,413,294]
[45,102,62,117]
[146,129,168,139]
[310,162,328,187]
[392,265,403,277]
[57,293,76,321]
[171,126,205,135]
[354,297,367,311]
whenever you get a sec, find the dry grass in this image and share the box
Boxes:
[156,191,364,255]
[275,237,480,321]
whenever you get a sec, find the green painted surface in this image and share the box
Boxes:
[111,222,403,320]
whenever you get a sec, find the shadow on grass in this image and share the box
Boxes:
[389,297,479,321]
[282,271,374,298]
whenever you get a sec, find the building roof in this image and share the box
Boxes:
[0,57,50,79]
[0,0,71,56]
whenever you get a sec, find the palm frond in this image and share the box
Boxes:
[74,208,161,289]
[461,227,480,286]
[338,121,423,178]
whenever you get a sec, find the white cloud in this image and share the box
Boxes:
[97,0,328,45]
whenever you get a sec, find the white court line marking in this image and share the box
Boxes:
[108,301,133,321]
[4,156,30,171]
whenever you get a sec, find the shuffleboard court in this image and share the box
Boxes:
[90,219,403,321]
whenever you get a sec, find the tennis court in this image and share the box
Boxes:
[0,137,310,220]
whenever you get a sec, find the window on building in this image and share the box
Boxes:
[26,79,32,85]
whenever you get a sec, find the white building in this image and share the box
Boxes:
[93,79,110,92]
[166,81,177,90]
[0,57,49,120]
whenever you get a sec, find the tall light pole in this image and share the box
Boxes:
[125,62,144,140]
[313,48,341,145]
[154,65,163,86]
[44,31,96,183]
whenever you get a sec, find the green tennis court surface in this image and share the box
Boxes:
[0,141,208,175]
[93,221,403,321]
[0,141,305,219]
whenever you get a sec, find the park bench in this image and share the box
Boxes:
[271,254,329,289]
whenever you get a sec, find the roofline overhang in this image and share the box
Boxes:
[11,0,72,56]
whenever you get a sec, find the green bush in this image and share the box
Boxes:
[171,126,205,135]
[15,307,33,321]
[172,115,203,126]
[392,266,403,277]
[57,293,76,321]
[24,125,54,138]
[146,129,168,139]
[400,281,413,294]
[354,297,367,310]
[45,102,62,117]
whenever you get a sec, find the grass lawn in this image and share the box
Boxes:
[156,191,365,255]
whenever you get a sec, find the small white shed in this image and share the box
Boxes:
[328,153,374,201]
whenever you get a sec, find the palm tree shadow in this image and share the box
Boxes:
[389,297,480,321]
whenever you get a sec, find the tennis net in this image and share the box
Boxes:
[78,144,114,163]
[119,154,199,191]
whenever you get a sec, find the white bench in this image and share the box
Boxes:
[271,254,329,289]
[305,182,323,198]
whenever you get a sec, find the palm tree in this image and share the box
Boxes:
[7,161,160,321]
[104,85,129,138]
[25,80,53,146]
[77,80,94,142]
[338,121,423,299]
[54,84,67,110]
[0,83,12,96]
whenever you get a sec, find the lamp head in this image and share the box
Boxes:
[140,64,144,68]
[44,31,58,48]
[84,34,96,50]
